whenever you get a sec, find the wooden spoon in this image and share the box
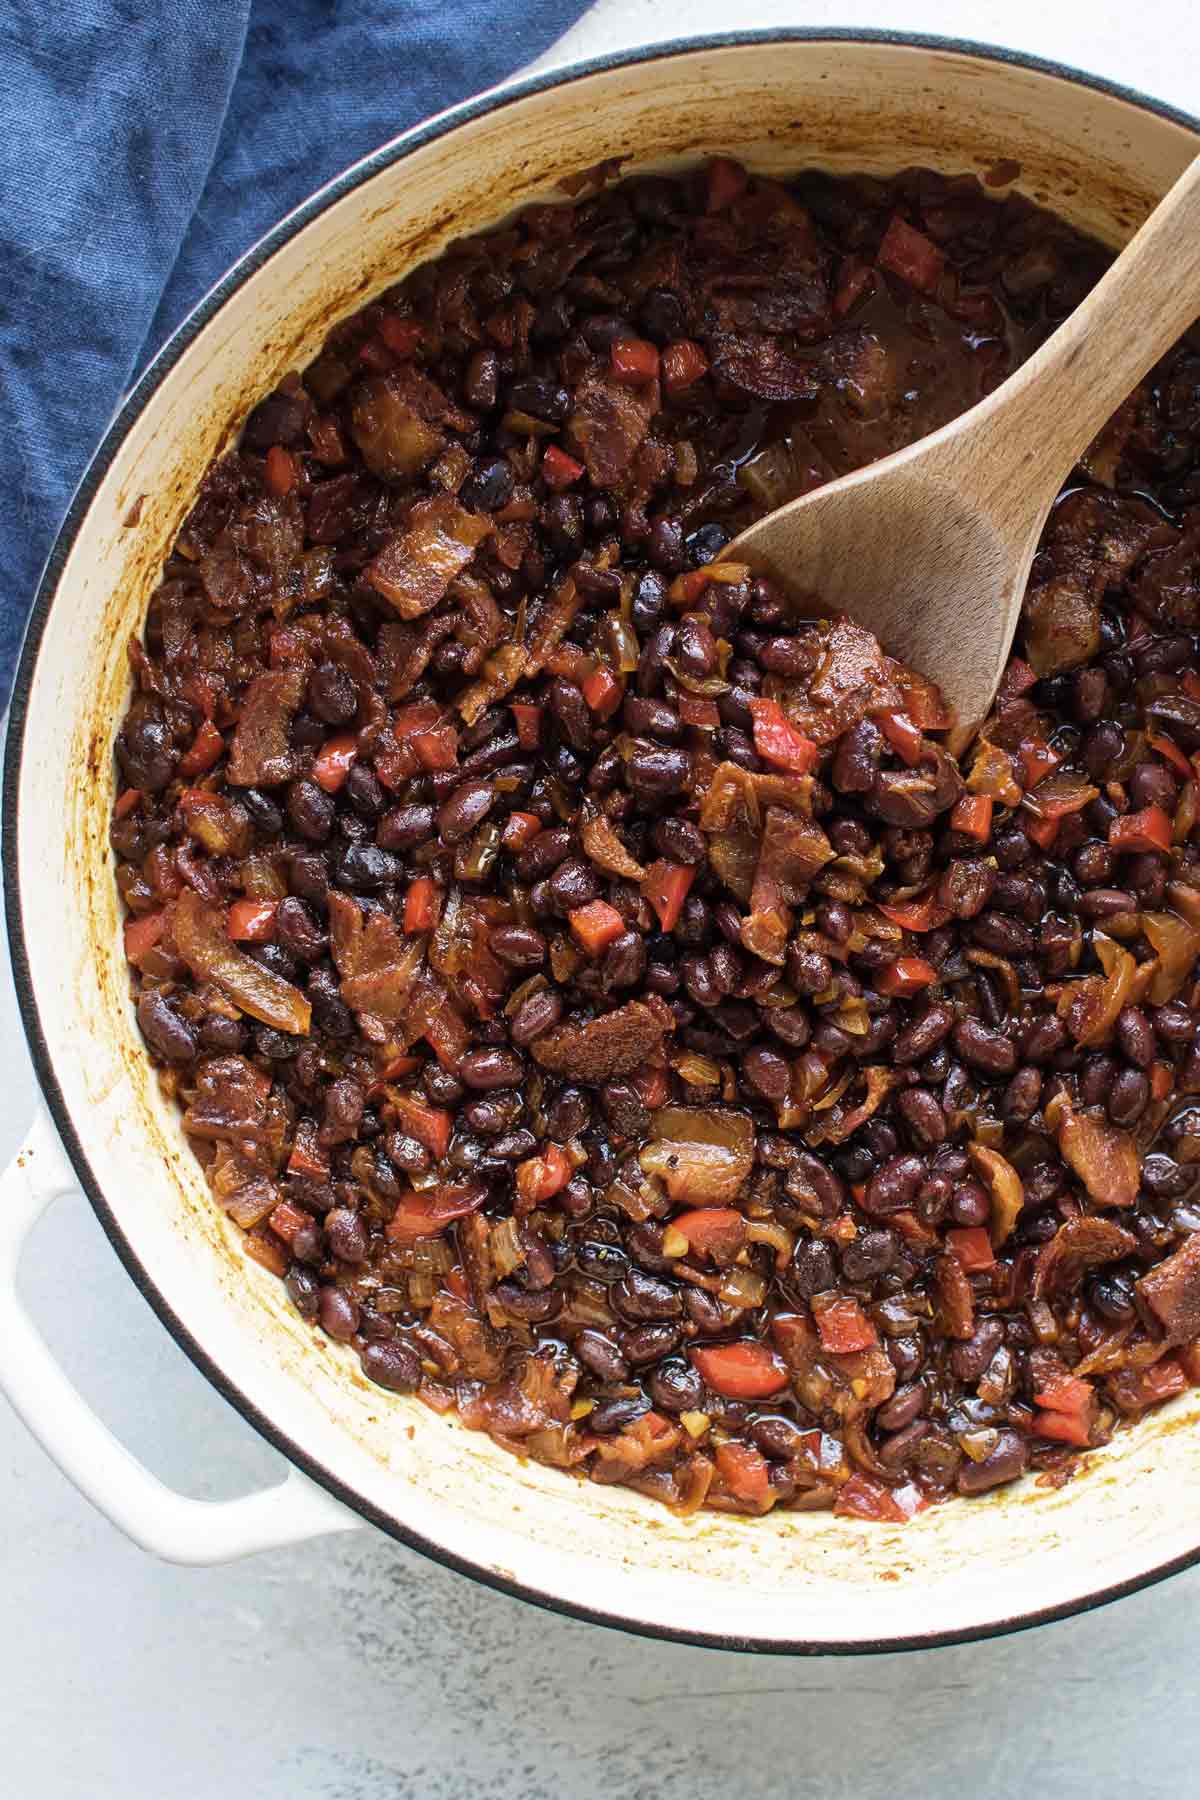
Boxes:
[730,155,1200,739]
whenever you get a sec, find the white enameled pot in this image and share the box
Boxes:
[5,31,1200,1653]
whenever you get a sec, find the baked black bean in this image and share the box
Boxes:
[115,155,1200,1528]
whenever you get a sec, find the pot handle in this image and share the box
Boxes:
[0,1109,362,1563]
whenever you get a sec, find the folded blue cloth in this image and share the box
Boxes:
[0,0,588,714]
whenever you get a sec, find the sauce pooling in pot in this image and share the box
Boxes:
[112,158,1200,1521]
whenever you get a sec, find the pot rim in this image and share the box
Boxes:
[6,26,1200,1655]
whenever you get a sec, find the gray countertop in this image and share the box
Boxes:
[4,3,1197,1793]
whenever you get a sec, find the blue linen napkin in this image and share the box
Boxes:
[0,0,589,716]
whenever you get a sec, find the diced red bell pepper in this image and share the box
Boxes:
[114,786,143,820]
[661,339,709,393]
[264,445,298,497]
[610,336,660,385]
[510,702,542,749]
[268,1199,312,1244]
[385,1181,489,1243]
[541,443,585,490]
[632,1065,671,1110]
[748,698,819,775]
[896,668,953,731]
[1151,1060,1174,1101]
[227,898,279,943]
[393,702,441,734]
[404,876,439,934]
[123,909,167,968]
[669,1207,748,1263]
[1036,1409,1092,1446]
[1109,804,1173,854]
[876,956,937,998]
[690,1341,789,1400]
[502,811,543,850]
[706,156,748,212]
[569,899,626,957]
[1034,1371,1094,1415]
[391,1092,453,1161]
[877,214,944,293]
[641,860,696,932]
[666,568,711,608]
[1148,731,1193,778]
[287,1119,330,1180]
[412,724,459,771]
[1183,671,1200,703]
[713,1439,771,1509]
[1023,813,1060,851]
[834,1471,909,1523]
[543,643,595,683]
[515,1143,573,1209]
[378,314,423,357]
[998,657,1038,702]
[811,1292,878,1353]
[678,694,721,729]
[877,887,952,933]
[949,793,993,841]
[581,666,622,717]
[1019,739,1063,788]
[178,718,226,779]
[878,708,924,767]
[244,1232,289,1277]
[311,732,359,793]
[946,1226,995,1272]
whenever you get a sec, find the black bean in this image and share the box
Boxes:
[549,856,600,911]
[1078,887,1137,918]
[284,1265,321,1319]
[789,1237,836,1298]
[1108,1067,1149,1125]
[612,1269,682,1322]
[841,1229,897,1282]
[515,825,571,880]
[621,1322,683,1365]
[243,788,284,834]
[495,1282,563,1323]
[863,1153,926,1216]
[360,1339,422,1392]
[626,741,691,798]
[548,678,592,752]
[953,1019,1016,1076]
[950,1318,1005,1383]
[461,454,515,512]
[970,911,1035,955]
[575,1328,630,1383]
[336,842,399,892]
[137,990,198,1063]
[624,696,683,742]
[956,1428,1029,1495]
[603,930,646,990]
[877,1382,927,1432]
[1153,1001,1196,1044]
[510,989,564,1046]
[326,1207,369,1263]
[893,1004,954,1066]
[307,661,358,726]
[319,1286,360,1342]
[287,778,334,842]
[589,1396,650,1434]
[460,1047,525,1089]
[489,924,547,968]
[648,1358,705,1412]
[509,377,570,422]
[438,777,495,844]
[1003,1066,1042,1121]
[897,1087,947,1146]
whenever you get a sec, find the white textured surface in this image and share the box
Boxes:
[4,4,1200,1793]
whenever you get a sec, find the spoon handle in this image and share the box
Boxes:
[952,152,1200,519]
